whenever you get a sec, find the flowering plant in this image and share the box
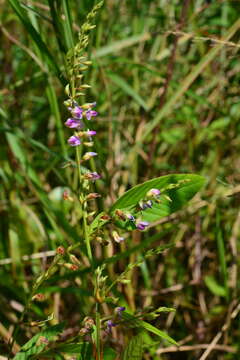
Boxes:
[10,2,205,359]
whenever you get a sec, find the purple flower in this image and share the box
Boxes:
[139,201,147,210]
[147,188,161,197]
[82,152,98,161]
[85,130,97,136]
[127,214,135,221]
[71,106,83,119]
[139,200,152,210]
[68,136,81,146]
[116,306,125,315]
[84,172,101,181]
[86,109,98,120]
[65,118,83,129]
[106,320,116,332]
[136,221,149,231]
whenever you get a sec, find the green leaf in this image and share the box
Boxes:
[204,275,227,297]
[40,342,93,358]
[123,334,143,360]
[110,174,205,229]
[13,323,65,359]
[121,312,178,345]
[103,347,117,360]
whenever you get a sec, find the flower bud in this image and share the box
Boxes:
[115,209,126,220]
[62,191,74,202]
[82,152,98,161]
[56,246,65,255]
[79,327,89,336]
[64,263,79,271]
[83,317,95,329]
[32,293,45,302]
[63,99,72,107]
[126,214,135,221]
[38,336,49,345]
[69,254,81,266]
[112,231,124,243]
[100,214,111,221]
[87,193,101,200]
[146,188,161,198]
[84,172,101,181]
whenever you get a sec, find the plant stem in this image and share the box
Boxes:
[83,208,93,262]
[75,146,93,263]
[95,303,101,360]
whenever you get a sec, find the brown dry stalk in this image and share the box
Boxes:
[198,302,240,360]
[157,344,236,355]
[166,30,240,49]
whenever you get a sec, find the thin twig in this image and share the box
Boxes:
[0,250,56,265]
[0,24,47,72]
[157,344,236,355]
[198,302,240,360]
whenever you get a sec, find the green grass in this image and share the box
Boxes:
[1,0,240,359]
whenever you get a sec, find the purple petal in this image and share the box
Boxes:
[68,136,81,146]
[148,188,161,196]
[136,221,149,230]
[85,130,97,136]
[107,320,116,330]
[86,152,97,157]
[84,172,101,180]
[116,306,125,313]
[71,106,83,119]
[127,214,135,221]
[146,200,153,208]
[65,118,83,129]
[91,171,101,179]
[86,109,98,120]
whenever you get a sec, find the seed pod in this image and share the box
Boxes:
[69,254,81,266]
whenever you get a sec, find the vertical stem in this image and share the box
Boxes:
[75,146,93,263]
[95,303,101,360]
[83,209,93,262]
[76,145,82,187]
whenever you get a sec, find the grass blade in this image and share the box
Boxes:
[8,0,66,85]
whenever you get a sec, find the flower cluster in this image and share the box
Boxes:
[64,100,101,181]
[106,306,126,333]
[112,188,161,239]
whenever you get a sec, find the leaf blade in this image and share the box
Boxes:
[110,174,205,228]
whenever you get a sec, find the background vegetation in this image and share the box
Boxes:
[1,0,240,359]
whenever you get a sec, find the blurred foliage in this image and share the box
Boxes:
[0,0,240,359]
